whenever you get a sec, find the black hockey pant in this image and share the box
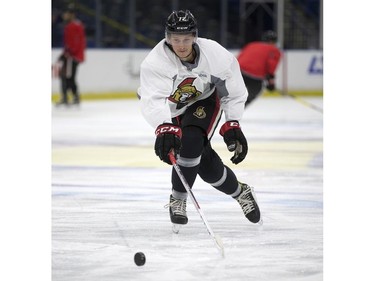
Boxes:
[242,74,263,107]
[59,56,80,103]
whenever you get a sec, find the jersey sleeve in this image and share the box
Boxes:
[139,61,173,129]
[214,55,247,122]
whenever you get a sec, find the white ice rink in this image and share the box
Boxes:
[51,97,323,281]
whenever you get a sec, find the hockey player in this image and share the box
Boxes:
[138,10,261,227]
[55,4,86,106]
[237,30,282,107]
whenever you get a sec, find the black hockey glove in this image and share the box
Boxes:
[219,121,248,164]
[154,123,182,165]
[265,74,275,91]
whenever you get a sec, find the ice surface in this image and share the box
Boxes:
[52,97,323,281]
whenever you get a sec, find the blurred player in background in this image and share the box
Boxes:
[138,10,261,229]
[55,4,86,106]
[237,30,282,107]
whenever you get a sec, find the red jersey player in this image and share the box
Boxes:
[237,30,281,107]
[55,4,86,106]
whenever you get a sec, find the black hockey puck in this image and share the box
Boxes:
[134,252,146,266]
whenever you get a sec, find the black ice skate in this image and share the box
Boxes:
[55,100,68,107]
[71,97,80,106]
[166,194,188,225]
[234,182,262,224]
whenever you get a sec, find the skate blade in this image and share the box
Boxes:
[172,224,182,234]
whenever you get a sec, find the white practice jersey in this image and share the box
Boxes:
[138,38,248,129]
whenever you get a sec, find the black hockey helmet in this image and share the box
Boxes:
[165,10,198,35]
[65,3,76,14]
[262,30,277,42]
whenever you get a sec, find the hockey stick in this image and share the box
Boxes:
[280,92,323,114]
[168,152,225,258]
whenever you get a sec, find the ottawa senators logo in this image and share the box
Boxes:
[193,106,206,119]
[168,78,202,106]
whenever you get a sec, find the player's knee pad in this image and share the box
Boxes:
[198,145,224,182]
